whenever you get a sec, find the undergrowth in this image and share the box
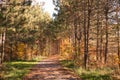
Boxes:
[0,56,43,80]
[60,60,114,80]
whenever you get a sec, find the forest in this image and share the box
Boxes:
[0,0,120,80]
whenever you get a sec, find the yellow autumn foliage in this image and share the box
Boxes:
[17,43,25,59]
[60,38,73,59]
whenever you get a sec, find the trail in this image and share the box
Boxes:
[23,55,81,80]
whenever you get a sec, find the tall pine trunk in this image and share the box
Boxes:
[86,0,91,66]
[83,0,87,69]
[96,0,100,61]
[104,0,109,63]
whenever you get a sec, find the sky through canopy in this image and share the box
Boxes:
[33,0,55,17]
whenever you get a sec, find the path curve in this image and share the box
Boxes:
[23,55,81,80]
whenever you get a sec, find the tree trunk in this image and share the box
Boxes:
[104,16,108,63]
[10,43,13,61]
[86,0,91,66]
[96,0,100,61]
[1,32,5,63]
[83,0,87,69]
[0,33,2,64]
[73,17,77,61]
[100,22,103,62]
[104,1,109,63]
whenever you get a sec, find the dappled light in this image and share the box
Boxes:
[23,55,80,80]
[0,0,120,80]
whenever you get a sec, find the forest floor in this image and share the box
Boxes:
[23,55,81,80]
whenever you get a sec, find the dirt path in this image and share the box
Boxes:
[23,55,81,80]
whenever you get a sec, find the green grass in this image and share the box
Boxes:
[1,56,43,80]
[76,68,113,80]
[60,60,75,68]
[60,60,113,80]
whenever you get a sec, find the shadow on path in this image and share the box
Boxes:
[23,55,81,80]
